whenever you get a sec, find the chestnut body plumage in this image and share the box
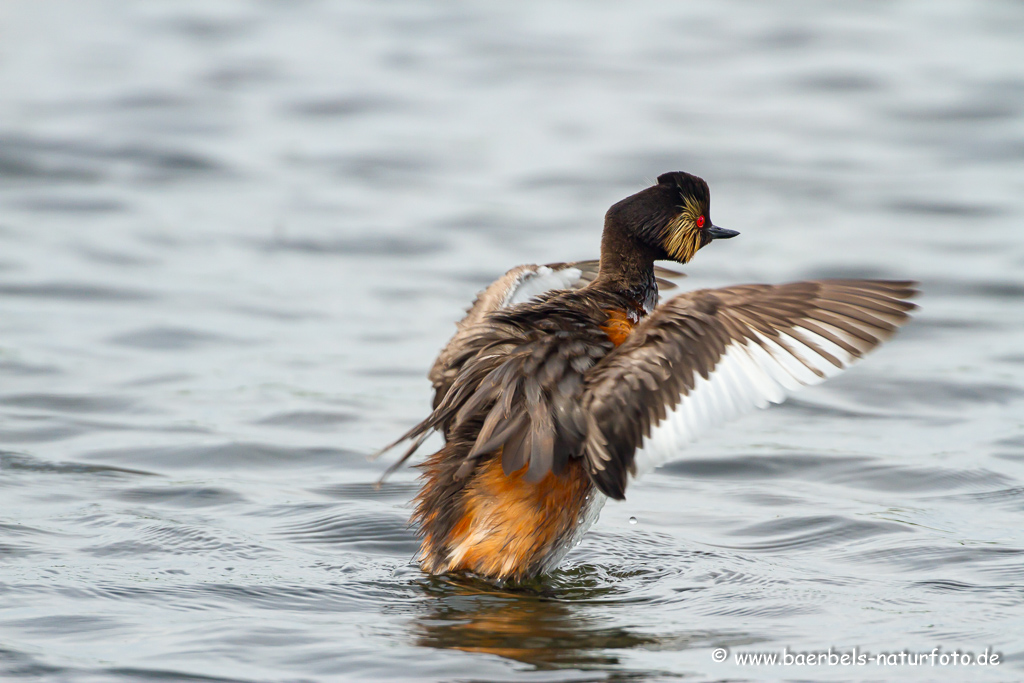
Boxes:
[379,172,917,581]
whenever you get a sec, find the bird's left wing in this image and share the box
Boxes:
[428,261,685,408]
[377,260,687,479]
[580,279,917,499]
[428,262,594,408]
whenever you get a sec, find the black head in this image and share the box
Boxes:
[605,171,738,264]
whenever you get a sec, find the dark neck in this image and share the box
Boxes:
[593,218,659,312]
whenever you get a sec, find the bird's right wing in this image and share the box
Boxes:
[580,279,918,499]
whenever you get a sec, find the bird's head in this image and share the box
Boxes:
[605,171,738,264]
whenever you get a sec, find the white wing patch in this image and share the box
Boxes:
[631,325,860,478]
[503,266,584,307]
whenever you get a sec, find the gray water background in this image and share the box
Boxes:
[2,1,1024,681]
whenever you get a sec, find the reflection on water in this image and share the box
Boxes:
[408,568,756,678]
[411,573,657,671]
[2,1,1024,681]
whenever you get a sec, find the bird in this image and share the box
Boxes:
[376,171,917,582]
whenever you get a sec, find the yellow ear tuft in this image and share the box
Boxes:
[663,196,704,262]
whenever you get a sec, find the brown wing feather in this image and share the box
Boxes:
[581,280,918,500]
[377,286,622,483]
[426,260,686,408]
[427,261,603,409]
[428,264,534,409]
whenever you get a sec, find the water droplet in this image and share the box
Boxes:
[629,516,638,525]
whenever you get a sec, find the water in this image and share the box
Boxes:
[2,1,1023,680]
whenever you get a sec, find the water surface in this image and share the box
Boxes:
[2,1,1024,681]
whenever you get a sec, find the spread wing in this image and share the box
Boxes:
[428,262,592,408]
[377,295,615,483]
[428,261,683,408]
[580,279,918,499]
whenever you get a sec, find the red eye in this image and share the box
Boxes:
[696,215,705,228]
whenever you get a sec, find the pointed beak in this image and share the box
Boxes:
[706,225,739,240]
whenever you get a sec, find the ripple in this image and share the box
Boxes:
[108,326,247,351]
[719,515,910,552]
[827,464,1013,493]
[704,602,820,619]
[886,199,1004,218]
[663,454,1016,495]
[925,277,1024,300]
[912,579,1024,598]
[0,521,68,559]
[17,196,126,213]
[312,481,418,500]
[76,246,159,267]
[0,360,61,376]
[85,523,270,559]
[54,570,417,616]
[186,579,412,614]
[227,304,324,321]
[776,397,900,420]
[275,508,417,554]
[0,134,224,184]
[661,453,869,482]
[893,101,1020,123]
[797,72,882,93]
[997,434,1024,449]
[834,376,1024,408]
[0,423,88,443]
[255,410,357,430]
[253,234,446,257]
[737,492,805,507]
[82,442,365,471]
[548,530,713,604]
[0,393,136,414]
[927,486,1024,511]
[101,667,247,683]
[3,614,122,636]
[286,95,403,118]
[167,15,256,41]
[902,316,1006,335]
[110,92,196,110]
[0,451,155,477]
[0,281,155,301]
[0,542,38,559]
[115,485,246,508]
[849,544,1024,571]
